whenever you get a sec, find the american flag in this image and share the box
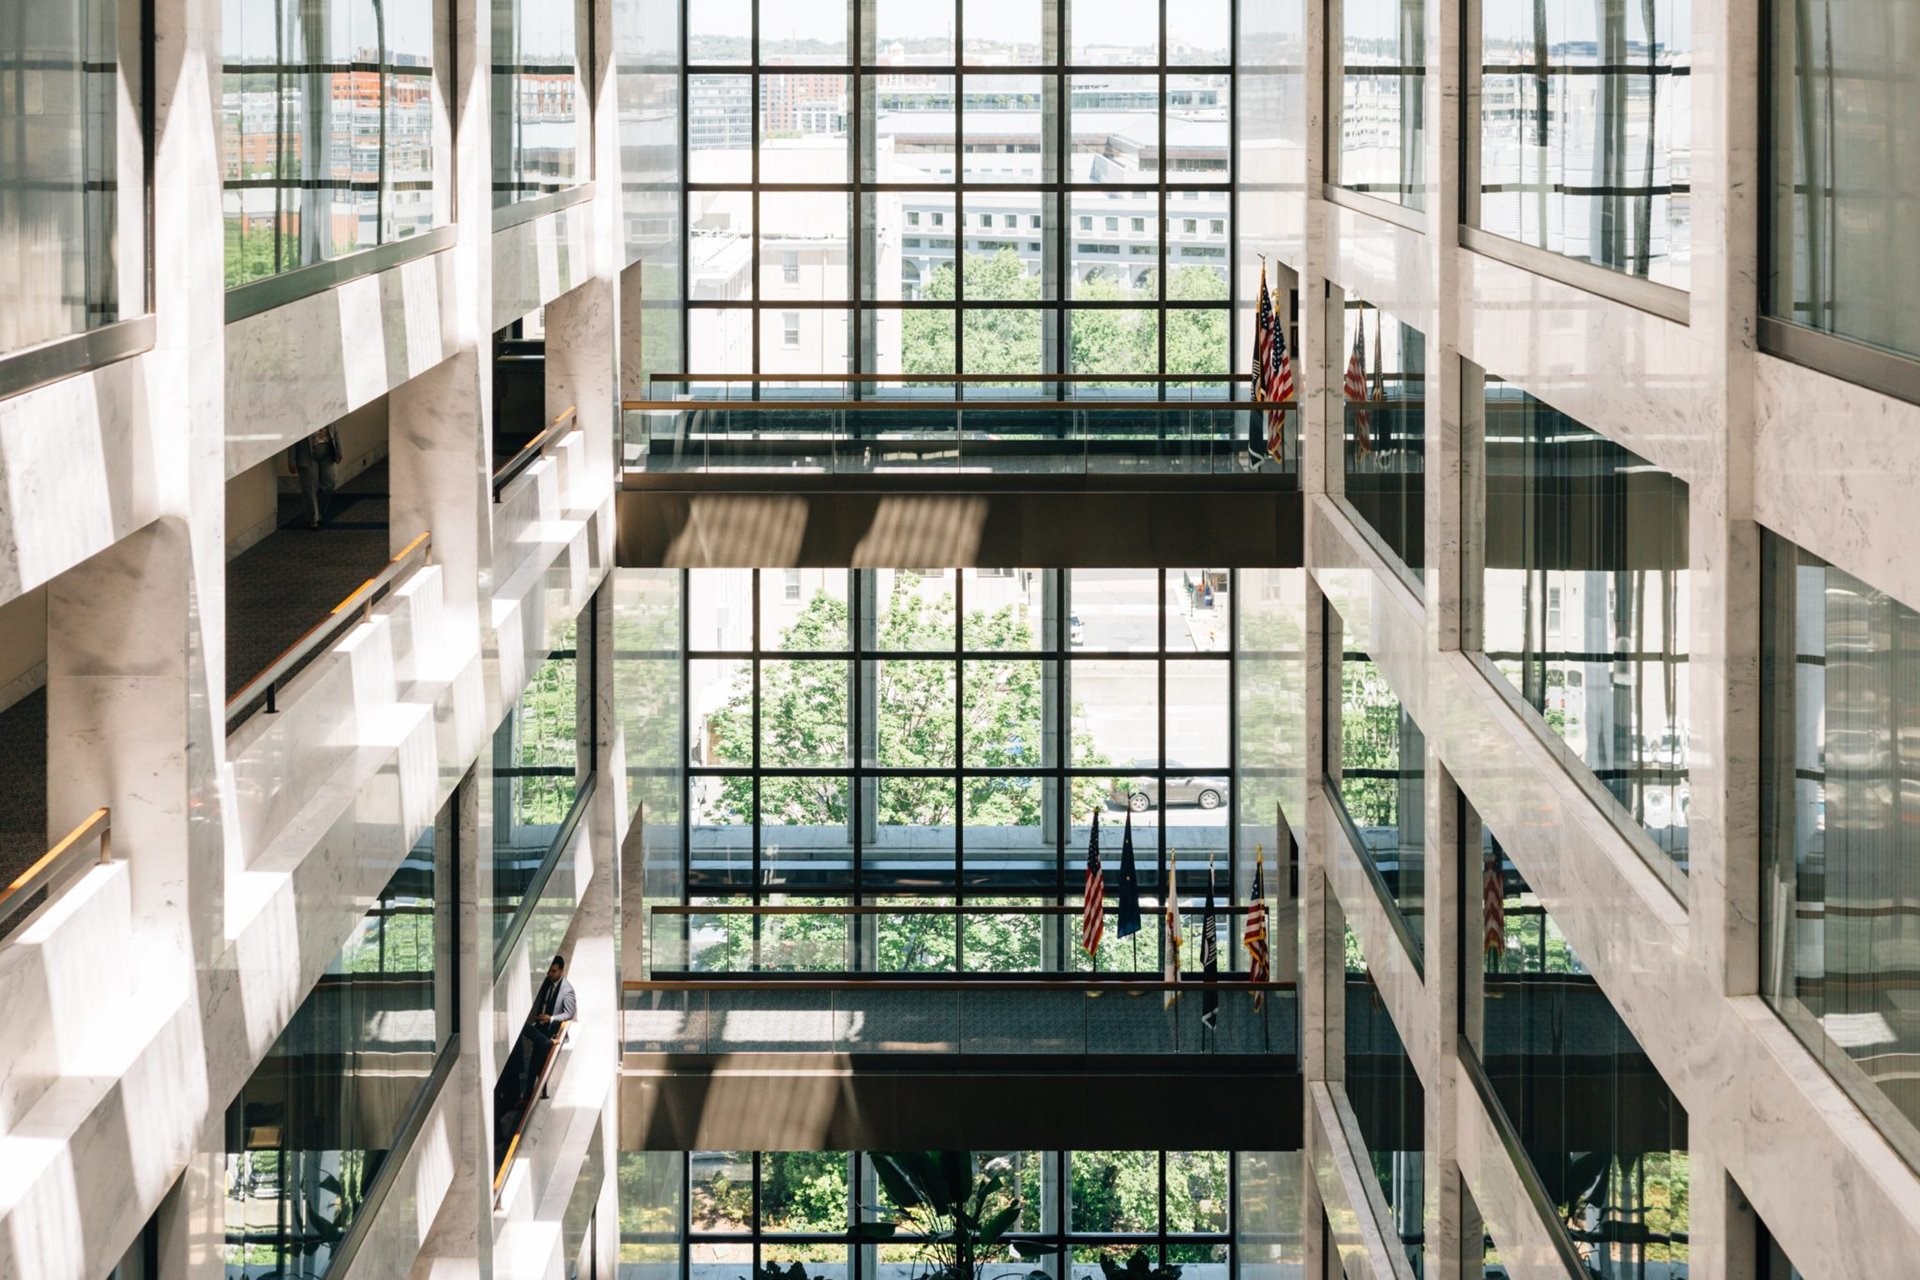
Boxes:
[1483,845,1506,965]
[1082,811,1105,958]
[1200,856,1220,1031]
[1243,844,1270,1011]
[1252,265,1293,463]
[1343,318,1372,455]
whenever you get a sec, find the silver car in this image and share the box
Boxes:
[1110,759,1229,812]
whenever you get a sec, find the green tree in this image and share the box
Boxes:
[1337,658,1403,827]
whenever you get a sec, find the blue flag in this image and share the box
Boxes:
[1116,808,1143,938]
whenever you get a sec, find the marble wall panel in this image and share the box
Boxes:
[492,203,599,335]
[0,358,159,605]
[1450,1060,1578,1280]
[1458,249,1715,486]
[1755,352,1920,611]
[1310,1084,1416,1280]
[1326,207,1437,344]
[224,251,461,479]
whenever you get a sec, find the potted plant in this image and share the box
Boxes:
[853,1152,1058,1280]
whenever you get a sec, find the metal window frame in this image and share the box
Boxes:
[676,1150,1241,1280]
[678,569,1241,966]
[679,0,1239,392]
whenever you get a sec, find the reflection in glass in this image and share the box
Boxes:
[224,0,438,285]
[1340,303,1427,579]
[689,75,755,182]
[1479,380,1690,871]
[759,74,850,182]
[1477,839,1690,1274]
[223,819,448,1276]
[1345,932,1424,1276]
[1335,650,1425,951]
[1478,0,1690,287]
[761,0,849,63]
[493,0,583,205]
[0,0,138,349]
[1767,0,1920,358]
[1337,0,1425,207]
[493,626,587,950]
[1762,534,1920,1170]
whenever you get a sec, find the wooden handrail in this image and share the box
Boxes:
[225,531,433,732]
[492,1019,570,1201]
[492,404,579,501]
[0,807,110,940]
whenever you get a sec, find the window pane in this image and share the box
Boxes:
[762,0,850,63]
[1070,1152,1162,1232]
[867,0,956,63]
[866,307,958,379]
[760,662,852,765]
[865,784,960,888]
[1165,660,1229,768]
[690,658,755,765]
[869,661,958,764]
[964,569,1052,649]
[1070,77,1159,183]
[690,308,756,373]
[1345,935,1425,1276]
[690,787,754,888]
[1167,77,1231,183]
[494,0,581,204]
[1168,0,1232,63]
[1071,659,1159,767]
[760,308,851,378]
[760,192,850,300]
[1070,0,1159,64]
[1071,569,1163,651]
[1336,650,1426,951]
[1070,192,1159,300]
[964,193,1055,300]
[760,569,852,648]
[759,1153,851,1232]
[1337,0,1426,208]
[1172,568,1230,652]
[688,0,751,62]
[963,780,1054,884]
[874,568,958,647]
[964,307,1048,382]
[1340,303,1428,578]
[760,75,851,180]
[865,78,957,183]
[690,192,753,300]
[760,780,853,889]
[1070,309,1159,387]
[962,76,1053,182]
[962,660,1048,766]
[1481,0,1690,289]
[690,1152,754,1232]
[965,0,1047,63]
[690,75,756,180]
[865,191,957,302]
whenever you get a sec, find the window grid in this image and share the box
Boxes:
[681,1151,1239,1280]
[681,570,1240,953]
[681,0,1236,387]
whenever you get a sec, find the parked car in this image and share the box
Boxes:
[1070,612,1085,645]
[1109,759,1229,811]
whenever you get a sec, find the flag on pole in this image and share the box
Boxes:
[1243,843,1271,1011]
[1251,263,1292,464]
[1269,304,1296,463]
[1163,850,1183,1007]
[1370,311,1390,449]
[1116,809,1142,939]
[1343,314,1372,456]
[1082,811,1105,958]
[1201,855,1220,1030]
[1484,843,1506,965]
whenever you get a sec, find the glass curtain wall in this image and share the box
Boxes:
[1331,645,1425,954]
[1234,570,1307,979]
[616,0,687,385]
[1474,0,1691,288]
[1472,829,1690,1275]
[222,0,439,288]
[493,604,593,953]
[1767,0,1920,362]
[1343,929,1423,1277]
[1760,533,1920,1170]
[662,1151,1238,1280]
[1338,301,1426,580]
[494,0,585,205]
[1476,376,1691,878]
[0,0,142,355]
[678,568,1236,973]
[223,814,453,1278]
[682,0,1234,387]
[1333,0,1425,209]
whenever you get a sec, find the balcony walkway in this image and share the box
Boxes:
[0,687,45,886]
[226,460,393,699]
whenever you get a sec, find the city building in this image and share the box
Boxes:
[0,0,1912,1278]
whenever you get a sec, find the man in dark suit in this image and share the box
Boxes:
[506,954,577,1105]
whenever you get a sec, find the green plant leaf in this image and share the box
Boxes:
[870,1153,933,1215]
[977,1203,1021,1247]
[851,1222,901,1242]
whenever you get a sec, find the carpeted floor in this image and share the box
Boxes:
[0,687,47,888]
[226,461,393,700]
